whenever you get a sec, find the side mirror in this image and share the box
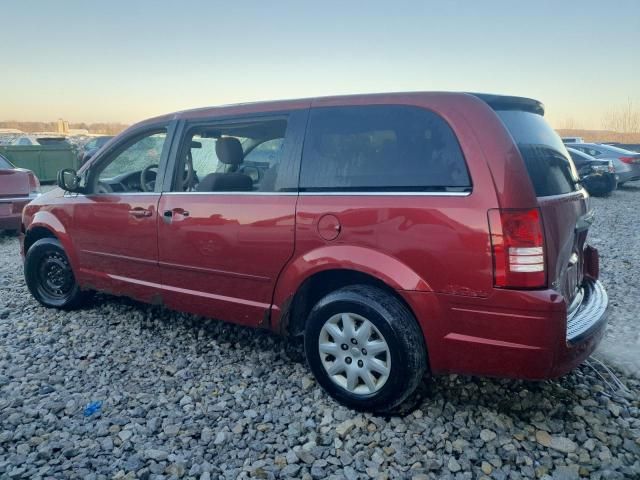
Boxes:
[57,168,81,192]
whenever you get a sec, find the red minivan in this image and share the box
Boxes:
[20,92,607,412]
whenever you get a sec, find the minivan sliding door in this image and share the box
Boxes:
[157,110,307,326]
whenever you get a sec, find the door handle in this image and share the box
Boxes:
[129,208,152,218]
[162,208,189,223]
[173,208,189,217]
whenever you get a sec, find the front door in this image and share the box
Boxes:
[157,112,305,326]
[69,126,172,302]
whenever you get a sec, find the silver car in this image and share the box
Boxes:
[569,143,640,185]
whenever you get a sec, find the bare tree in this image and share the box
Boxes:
[559,117,578,130]
[602,98,640,134]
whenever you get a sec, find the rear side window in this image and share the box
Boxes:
[300,105,470,192]
[497,111,578,197]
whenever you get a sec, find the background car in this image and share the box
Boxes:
[0,153,40,233]
[604,142,640,153]
[10,135,40,146]
[10,135,70,147]
[569,143,640,185]
[77,135,113,165]
[567,147,617,196]
[562,136,584,144]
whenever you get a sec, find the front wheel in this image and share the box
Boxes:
[304,285,428,413]
[24,238,89,309]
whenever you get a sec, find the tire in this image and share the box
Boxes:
[24,238,88,309]
[304,284,428,413]
[584,176,616,197]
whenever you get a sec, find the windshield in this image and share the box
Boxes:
[497,110,579,197]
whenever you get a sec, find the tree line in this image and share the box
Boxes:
[0,121,128,135]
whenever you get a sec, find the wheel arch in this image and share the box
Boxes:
[24,212,79,272]
[272,245,432,338]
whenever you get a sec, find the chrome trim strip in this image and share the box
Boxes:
[161,191,470,196]
[566,280,608,343]
[66,190,470,197]
[161,191,297,196]
[64,192,162,197]
[0,194,39,203]
[298,191,471,197]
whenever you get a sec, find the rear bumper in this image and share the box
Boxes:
[0,195,34,230]
[401,278,608,380]
[616,163,640,183]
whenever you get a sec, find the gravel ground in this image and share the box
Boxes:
[0,187,639,480]
[588,184,640,377]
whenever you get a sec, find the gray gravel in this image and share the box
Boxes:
[589,184,640,377]
[0,186,639,479]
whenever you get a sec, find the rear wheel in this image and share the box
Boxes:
[25,238,89,309]
[304,285,427,413]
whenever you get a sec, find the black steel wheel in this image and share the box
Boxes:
[25,237,88,309]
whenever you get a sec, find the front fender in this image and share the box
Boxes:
[272,244,432,328]
[27,210,79,273]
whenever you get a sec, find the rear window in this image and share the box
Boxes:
[0,154,13,169]
[598,144,638,155]
[300,105,470,192]
[497,111,578,197]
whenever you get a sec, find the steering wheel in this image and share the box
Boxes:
[141,164,158,192]
[95,182,113,194]
[183,151,195,190]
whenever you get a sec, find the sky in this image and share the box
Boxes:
[1,0,638,129]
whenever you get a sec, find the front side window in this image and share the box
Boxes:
[171,119,287,193]
[299,105,470,192]
[92,129,167,193]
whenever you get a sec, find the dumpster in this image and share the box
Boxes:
[0,145,78,182]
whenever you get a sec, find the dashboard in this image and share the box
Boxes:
[99,170,155,193]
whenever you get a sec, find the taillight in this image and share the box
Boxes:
[28,171,40,195]
[488,208,546,288]
[619,156,640,164]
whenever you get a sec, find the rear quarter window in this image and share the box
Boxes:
[300,105,470,192]
[497,110,579,197]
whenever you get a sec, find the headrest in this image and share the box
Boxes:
[215,137,243,165]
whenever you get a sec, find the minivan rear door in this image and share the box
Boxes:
[496,110,589,307]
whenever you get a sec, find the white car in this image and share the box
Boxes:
[10,135,40,146]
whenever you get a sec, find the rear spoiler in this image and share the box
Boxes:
[467,93,545,116]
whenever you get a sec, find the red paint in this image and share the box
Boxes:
[0,166,39,230]
[21,92,607,381]
[156,193,296,325]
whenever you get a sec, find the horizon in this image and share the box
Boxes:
[1,0,639,130]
